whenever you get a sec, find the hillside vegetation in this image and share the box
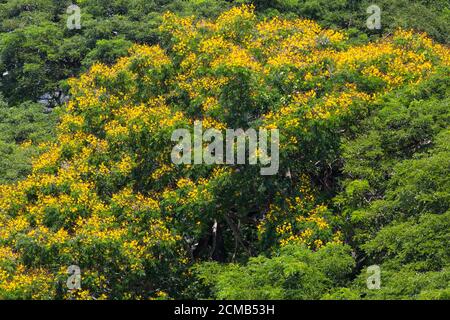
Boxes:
[0,0,449,184]
[0,5,448,299]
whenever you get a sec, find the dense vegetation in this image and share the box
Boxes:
[0,2,448,299]
[0,0,449,183]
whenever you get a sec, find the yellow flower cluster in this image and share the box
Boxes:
[258,181,338,250]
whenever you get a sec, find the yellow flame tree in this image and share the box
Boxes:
[0,5,448,299]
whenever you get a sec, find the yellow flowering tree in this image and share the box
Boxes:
[0,5,448,299]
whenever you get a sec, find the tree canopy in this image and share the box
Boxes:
[0,5,448,299]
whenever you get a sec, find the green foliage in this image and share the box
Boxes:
[363,211,450,271]
[335,69,450,236]
[195,243,355,299]
[333,68,450,299]
[0,94,58,183]
[82,39,133,67]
